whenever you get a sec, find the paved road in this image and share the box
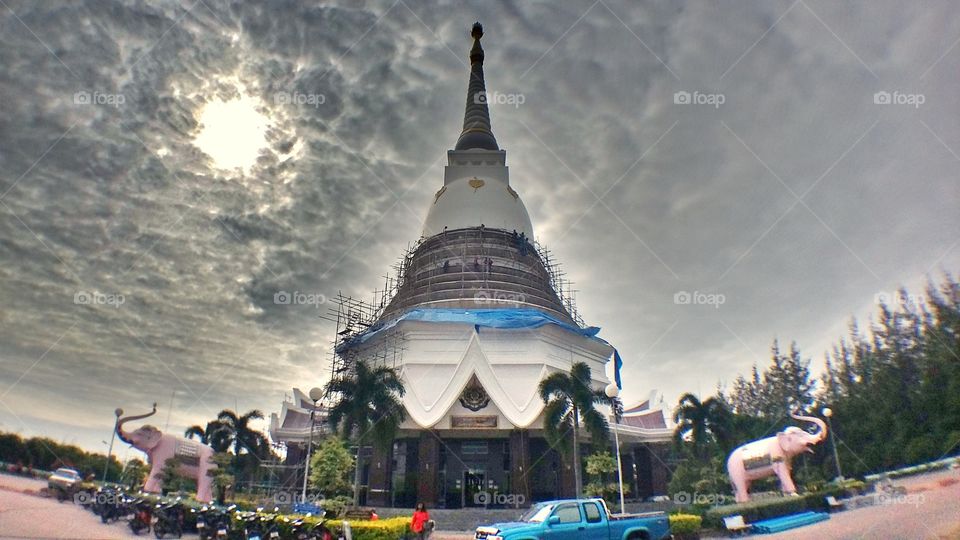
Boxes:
[0,476,151,539]
[764,468,960,540]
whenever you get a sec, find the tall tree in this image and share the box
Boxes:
[729,365,763,416]
[538,361,609,498]
[215,409,268,457]
[184,420,232,453]
[673,393,732,458]
[325,361,406,505]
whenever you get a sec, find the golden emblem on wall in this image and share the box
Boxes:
[468,177,485,191]
[459,374,490,411]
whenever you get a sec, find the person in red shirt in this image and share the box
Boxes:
[411,502,430,539]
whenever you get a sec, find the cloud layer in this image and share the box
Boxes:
[0,0,957,452]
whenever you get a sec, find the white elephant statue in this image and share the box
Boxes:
[726,413,827,503]
[116,404,217,502]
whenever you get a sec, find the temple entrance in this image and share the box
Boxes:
[463,470,486,507]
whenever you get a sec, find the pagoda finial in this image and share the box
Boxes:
[455,21,499,151]
[471,21,483,40]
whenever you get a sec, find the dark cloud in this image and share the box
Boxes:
[0,0,957,452]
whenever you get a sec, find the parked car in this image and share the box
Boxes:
[475,498,670,540]
[48,468,82,491]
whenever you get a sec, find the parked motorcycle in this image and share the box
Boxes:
[152,501,184,539]
[100,491,133,524]
[128,499,152,535]
[287,517,334,540]
[193,506,218,540]
[209,505,236,539]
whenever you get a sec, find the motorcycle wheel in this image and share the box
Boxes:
[154,523,164,539]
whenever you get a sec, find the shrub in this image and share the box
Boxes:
[286,515,410,540]
[703,493,822,529]
[669,513,702,539]
[310,437,355,497]
[321,495,353,518]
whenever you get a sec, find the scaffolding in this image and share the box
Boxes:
[319,291,406,400]
[318,232,584,402]
[534,240,584,327]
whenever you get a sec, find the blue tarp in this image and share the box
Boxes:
[338,307,623,388]
[751,511,830,534]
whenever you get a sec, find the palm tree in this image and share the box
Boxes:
[538,361,609,498]
[215,409,268,457]
[184,420,232,453]
[673,393,732,459]
[325,361,406,505]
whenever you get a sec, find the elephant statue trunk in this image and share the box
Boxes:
[116,404,157,445]
[790,413,827,447]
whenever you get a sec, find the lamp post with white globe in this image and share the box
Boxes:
[301,387,325,503]
[823,407,843,482]
[605,383,626,512]
[102,408,123,483]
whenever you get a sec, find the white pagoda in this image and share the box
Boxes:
[276,22,673,508]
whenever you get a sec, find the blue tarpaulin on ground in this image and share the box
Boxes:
[337,307,623,386]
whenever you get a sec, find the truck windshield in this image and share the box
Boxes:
[519,504,554,523]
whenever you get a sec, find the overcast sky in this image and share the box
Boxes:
[1,0,957,454]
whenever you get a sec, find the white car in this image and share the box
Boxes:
[48,467,81,491]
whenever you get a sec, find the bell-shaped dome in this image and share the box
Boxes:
[422,176,533,238]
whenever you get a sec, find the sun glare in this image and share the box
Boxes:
[193,93,270,172]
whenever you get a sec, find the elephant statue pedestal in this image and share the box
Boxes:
[116,404,217,502]
[726,413,827,503]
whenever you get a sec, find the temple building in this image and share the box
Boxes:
[272,23,673,508]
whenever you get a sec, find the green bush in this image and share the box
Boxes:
[703,493,823,529]
[669,513,702,538]
[278,515,410,540]
[321,495,353,518]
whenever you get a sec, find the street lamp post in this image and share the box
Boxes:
[301,387,324,504]
[823,407,843,482]
[102,408,123,484]
[605,383,626,513]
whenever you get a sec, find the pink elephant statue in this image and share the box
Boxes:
[116,404,217,502]
[726,413,827,503]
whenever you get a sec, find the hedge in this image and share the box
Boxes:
[703,491,833,529]
[669,513,702,538]
[260,515,410,540]
[699,479,868,530]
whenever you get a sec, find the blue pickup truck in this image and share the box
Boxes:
[474,498,671,540]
